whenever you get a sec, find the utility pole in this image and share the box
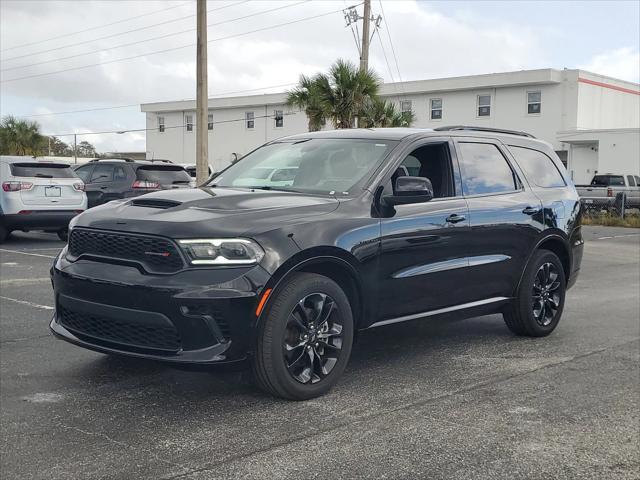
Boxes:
[195,0,209,185]
[359,0,371,72]
[73,133,77,164]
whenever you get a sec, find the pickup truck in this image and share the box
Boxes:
[576,174,640,209]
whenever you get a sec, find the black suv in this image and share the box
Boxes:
[50,127,583,400]
[73,158,192,208]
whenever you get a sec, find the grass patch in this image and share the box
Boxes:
[582,213,640,228]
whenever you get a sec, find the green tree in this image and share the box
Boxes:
[287,59,382,130]
[76,140,97,158]
[286,74,326,132]
[360,97,416,128]
[47,136,72,156]
[0,115,46,156]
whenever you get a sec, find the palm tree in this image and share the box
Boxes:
[0,115,46,156]
[360,98,416,128]
[286,74,326,132]
[286,59,381,130]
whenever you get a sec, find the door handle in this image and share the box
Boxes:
[522,206,540,215]
[100,186,108,190]
[446,214,466,224]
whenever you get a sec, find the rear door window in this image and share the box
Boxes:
[114,165,128,181]
[458,142,519,196]
[90,164,115,183]
[136,166,191,185]
[591,175,625,186]
[509,146,566,188]
[10,163,75,178]
[74,165,93,182]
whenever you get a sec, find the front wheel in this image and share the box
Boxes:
[504,250,566,337]
[57,229,68,242]
[252,272,354,400]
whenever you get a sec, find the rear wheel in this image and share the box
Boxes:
[0,225,9,244]
[252,272,354,400]
[57,229,68,242]
[504,250,566,337]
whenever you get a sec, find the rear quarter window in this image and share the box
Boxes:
[136,165,191,184]
[10,163,75,178]
[591,175,625,186]
[508,146,566,188]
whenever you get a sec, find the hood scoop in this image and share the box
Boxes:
[130,198,182,209]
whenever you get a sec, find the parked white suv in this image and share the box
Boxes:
[0,156,87,243]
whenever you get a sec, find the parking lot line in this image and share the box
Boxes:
[0,296,54,310]
[0,248,56,259]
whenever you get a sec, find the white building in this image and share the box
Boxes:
[141,68,640,184]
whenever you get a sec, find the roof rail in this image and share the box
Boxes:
[147,158,174,164]
[88,157,134,162]
[433,125,536,138]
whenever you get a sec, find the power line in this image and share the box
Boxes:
[44,112,295,138]
[2,1,249,63]
[378,0,404,91]
[17,83,298,118]
[1,7,353,84]
[1,1,192,53]
[2,1,306,73]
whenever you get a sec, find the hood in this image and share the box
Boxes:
[72,187,340,238]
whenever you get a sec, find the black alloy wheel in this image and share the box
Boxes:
[283,293,344,384]
[532,262,561,327]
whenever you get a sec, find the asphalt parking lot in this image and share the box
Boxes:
[1,226,638,480]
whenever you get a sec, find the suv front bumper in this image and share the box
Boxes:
[50,252,271,364]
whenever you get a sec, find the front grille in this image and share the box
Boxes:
[68,228,184,273]
[59,305,181,352]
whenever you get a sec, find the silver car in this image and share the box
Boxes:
[0,156,87,243]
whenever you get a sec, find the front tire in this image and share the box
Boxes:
[252,272,354,400]
[57,229,68,242]
[504,250,566,337]
[0,225,8,244]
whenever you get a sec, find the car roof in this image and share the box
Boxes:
[274,127,551,150]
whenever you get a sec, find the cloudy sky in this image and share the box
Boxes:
[1,0,639,153]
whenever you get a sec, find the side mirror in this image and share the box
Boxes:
[384,176,434,206]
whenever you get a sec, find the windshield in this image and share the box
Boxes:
[136,166,192,184]
[209,138,398,194]
[10,163,75,178]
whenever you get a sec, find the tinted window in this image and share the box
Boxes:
[90,164,114,183]
[591,175,624,186]
[458,143,518,195]
[627,175,636,187]
[635,176,640,185]
[10,163,75,178]
[114,166,128,181]
[509,146,565,188]
[74,165,93,182]
[136,166,191,185]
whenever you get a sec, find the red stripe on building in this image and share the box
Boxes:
[578,77,640,95]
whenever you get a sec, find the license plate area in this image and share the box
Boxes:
[45,186,61,197]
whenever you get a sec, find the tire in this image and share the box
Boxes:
[252,272,354,400]
[57,229,68,242]
[0,225,8,244]
[504,250,566,337]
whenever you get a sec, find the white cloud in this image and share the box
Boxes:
[579,47,640,83]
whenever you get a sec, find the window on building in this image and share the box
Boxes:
[274,109,284,128]
[477,95,491,117]
[400,100,412,114]
[158,116,165,133]
[430,98,442,120]
[458,142,519,195]
[527,91,541,114]
[208,113,214,130]
[185,114,193,132]
[509,146,566,188]
[246,111,255,129]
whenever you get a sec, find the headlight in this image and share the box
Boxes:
[178,238,264,265]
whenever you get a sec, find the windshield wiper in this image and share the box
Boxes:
[172,180,190,184]
[248,186,302,193]
[34,173,53,178]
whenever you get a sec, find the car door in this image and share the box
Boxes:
[85,163,115,207]
[453,137,544,301]
[376,137,473,322]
